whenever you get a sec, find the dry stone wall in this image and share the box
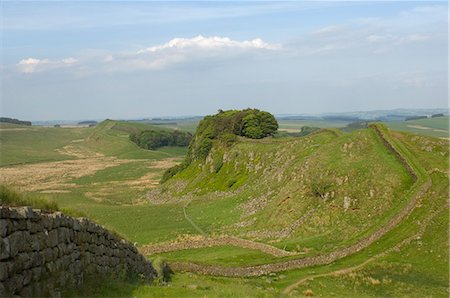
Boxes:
[0,206,157,297]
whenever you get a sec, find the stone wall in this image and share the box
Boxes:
[0,206,157,297]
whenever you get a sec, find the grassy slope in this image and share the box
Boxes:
[157,127,414,258]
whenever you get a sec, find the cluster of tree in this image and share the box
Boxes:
[431,113,445,118]
[78,120,98,125]
[129,129,192,150]
[405,115,427,121]
[0,117,31,126]
[189,109,278,159]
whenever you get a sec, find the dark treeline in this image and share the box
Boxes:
[130,129,192,150]
[0,117,32,126]
[78,120,98,125]
[405,115,428,121]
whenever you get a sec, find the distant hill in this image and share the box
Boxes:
[0,117,31,126]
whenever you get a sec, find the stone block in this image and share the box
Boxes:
[48,229,58,247]
[17,207,33,219]
[0,219,10,237]
[0,236,10,260]
[0,261,8,281]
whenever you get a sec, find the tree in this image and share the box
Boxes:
[257,111,278,136]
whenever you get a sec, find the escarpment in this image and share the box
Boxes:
[0,206,157,297]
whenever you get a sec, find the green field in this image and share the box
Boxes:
[386,116,449,138]
[1,118,448,296]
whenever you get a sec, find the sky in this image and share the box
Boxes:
[0,1,448,121]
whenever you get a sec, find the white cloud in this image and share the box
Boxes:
[101,35,281,72]
[137,35,280,54]
[17,57,78,73]
[18,36,280,74]
[17,58,50,73]
[62,57,78,64]
[312,26,342,36]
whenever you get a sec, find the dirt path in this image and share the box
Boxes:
[282,203,446,294]
[183,201,206,236]
[165,125,431,277]
[141,235,297,257]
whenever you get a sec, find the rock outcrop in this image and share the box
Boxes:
[0,206,156,297]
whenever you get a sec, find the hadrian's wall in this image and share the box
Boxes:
[0,206,157,297]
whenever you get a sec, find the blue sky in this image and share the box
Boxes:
[1,1,448,120]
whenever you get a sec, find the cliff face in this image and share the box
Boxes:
[0,206,156,297]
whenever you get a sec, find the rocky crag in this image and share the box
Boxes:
[0,206,156,297]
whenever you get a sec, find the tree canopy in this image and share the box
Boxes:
[130,129,192,150]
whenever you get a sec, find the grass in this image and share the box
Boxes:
[73,161,161,185]
[153,245,277,267]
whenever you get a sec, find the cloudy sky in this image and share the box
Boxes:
[1,1,448,120]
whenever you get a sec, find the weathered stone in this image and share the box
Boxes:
[0,237,10,260]
[7,231,24,257]
[0,207,12,218]
[30,221,43,234]
[48,229,58,247]
[0,261,9,281]
[16,207,33,219]
[0,219,10,237]
[22,270,32,285]
[19,284,32,297]
[31,266,42,282]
